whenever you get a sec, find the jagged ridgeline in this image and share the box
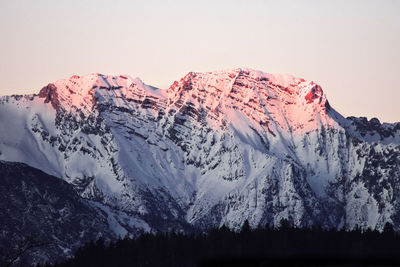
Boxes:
[0,68,399,264]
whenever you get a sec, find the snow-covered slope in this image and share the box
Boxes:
[1,68,399,236]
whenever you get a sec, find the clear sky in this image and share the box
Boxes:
[0,0,399,122]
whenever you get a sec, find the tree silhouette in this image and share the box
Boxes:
[45,223,400,267]
[241,220,251,233]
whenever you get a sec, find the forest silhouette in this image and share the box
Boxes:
[46,220,400,267]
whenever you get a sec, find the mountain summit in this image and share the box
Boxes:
[37,68,332,133]
[1,68,399,262]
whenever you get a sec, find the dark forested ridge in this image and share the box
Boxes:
[46,220,400,267]
[0,161,112,266]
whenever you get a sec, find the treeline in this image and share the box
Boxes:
[46,220,400,267]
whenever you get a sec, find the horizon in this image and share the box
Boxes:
[0,0,399,123]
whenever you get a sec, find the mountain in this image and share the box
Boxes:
[0,68,399,261]
[0,160,114,265]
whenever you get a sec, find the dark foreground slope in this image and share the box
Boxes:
[0,161,113,266]
[49,222,400,267]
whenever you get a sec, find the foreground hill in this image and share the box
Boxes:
[0,160,113,265]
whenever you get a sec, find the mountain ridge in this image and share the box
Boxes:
[0,68,399,263]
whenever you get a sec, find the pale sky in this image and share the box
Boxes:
[0,0,399,122]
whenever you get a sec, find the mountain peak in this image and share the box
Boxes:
[164,68,331,134]
[183,68,324,99]
[35,69,331,134]
[38,73,147,113]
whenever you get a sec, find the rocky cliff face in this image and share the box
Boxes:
[0,68,399,261]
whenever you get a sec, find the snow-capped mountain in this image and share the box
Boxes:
[1,68,399,243]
